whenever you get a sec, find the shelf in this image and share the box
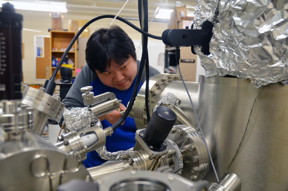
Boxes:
[52,67,75,69]
[49,31,78,79]
[51,50,76,53]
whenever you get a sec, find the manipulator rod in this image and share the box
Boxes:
[81,86,121,118]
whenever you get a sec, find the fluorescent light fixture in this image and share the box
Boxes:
[23,28,42,33]
[0,1,67,13]
[155,8,173,20]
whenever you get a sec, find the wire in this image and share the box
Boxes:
[112,48,147,130]
[113,0,150,130]
[110,0,130,26]
[175,47,220,182]
[138,0,151,122]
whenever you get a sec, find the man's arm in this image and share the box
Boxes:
[148,65,160,77]
[63,65,96,108]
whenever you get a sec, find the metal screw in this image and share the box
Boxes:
[192,156,199,163]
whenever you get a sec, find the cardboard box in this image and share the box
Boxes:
[175,6,187,20]
[180,47,197,60]
[179,62,196,81]
[179,47,197,81]
[68,20,79,32]
[178,19,193,29]
[78,20,90,38]
[168,7,194,29]
[51,13,63,30]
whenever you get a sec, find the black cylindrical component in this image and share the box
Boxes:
[0,3,23,100]
[144,106,177,150]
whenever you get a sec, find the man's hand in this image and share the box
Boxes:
[98,103,126,125]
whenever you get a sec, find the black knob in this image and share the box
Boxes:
[143,106,176,150]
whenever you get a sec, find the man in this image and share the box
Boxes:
[63,26,159,167]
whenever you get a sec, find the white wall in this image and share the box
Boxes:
[134,40,165,73]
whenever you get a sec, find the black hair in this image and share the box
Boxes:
[86,25,136,73]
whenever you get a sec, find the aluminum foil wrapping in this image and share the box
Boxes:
[63,107,97,132]
[194,0,288,87]
[154,92,181,112]
[96,146,134,161]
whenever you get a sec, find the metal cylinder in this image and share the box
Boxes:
[88,161,133,180]
[0,100,33,139]
[22,86,64,135]
[209,173,241,191]
[132,74,288,190]
[144,106,176,150]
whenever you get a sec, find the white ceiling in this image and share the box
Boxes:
[67,0,196,18]
[6,0,197,20]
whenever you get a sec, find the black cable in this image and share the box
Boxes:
[112,47,147,130]
[138,0,143,28]
[113,1,150,131]
[143,3,151,122]
[138,0,151,122]
[44,14,162,95]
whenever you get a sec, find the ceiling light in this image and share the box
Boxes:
[0,1,67,13]
[155,8,173,20]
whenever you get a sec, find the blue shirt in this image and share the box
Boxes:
[83,77,142,167]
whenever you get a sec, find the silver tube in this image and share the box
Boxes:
[171,106,194,127]
[88,161,133,180]
[32,110,48,135]
[209,173,241,191]
[89,99,120,118]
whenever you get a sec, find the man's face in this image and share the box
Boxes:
[95,56,137,90]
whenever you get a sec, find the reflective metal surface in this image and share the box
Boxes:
[168,125,209,180]
[0,127,91,191]
[0,99,91,191]
[132,74,198,129]
[133,74,288,191]
[209,173,241,191]
[94,170,209,191]
[22,86,64,135]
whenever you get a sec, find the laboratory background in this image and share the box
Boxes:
[0,0,287,191]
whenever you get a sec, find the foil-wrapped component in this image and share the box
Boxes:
[194,0,288,87]
[96,146,134,161]
[63,107,97,132]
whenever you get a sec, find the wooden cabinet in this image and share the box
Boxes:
[50,31,78,79]
[36,37,50,79]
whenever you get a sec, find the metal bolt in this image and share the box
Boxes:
[63,140,69,146]
[192,156,199,163]
[177,129,183,135]
[58,135,64,141]
[190,145,196,151]
[193,167,199,172]
[128,158,134,165]
[190,175,198,180]
[171,128,176,133]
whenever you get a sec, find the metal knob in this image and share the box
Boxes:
[80,86,93,94]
